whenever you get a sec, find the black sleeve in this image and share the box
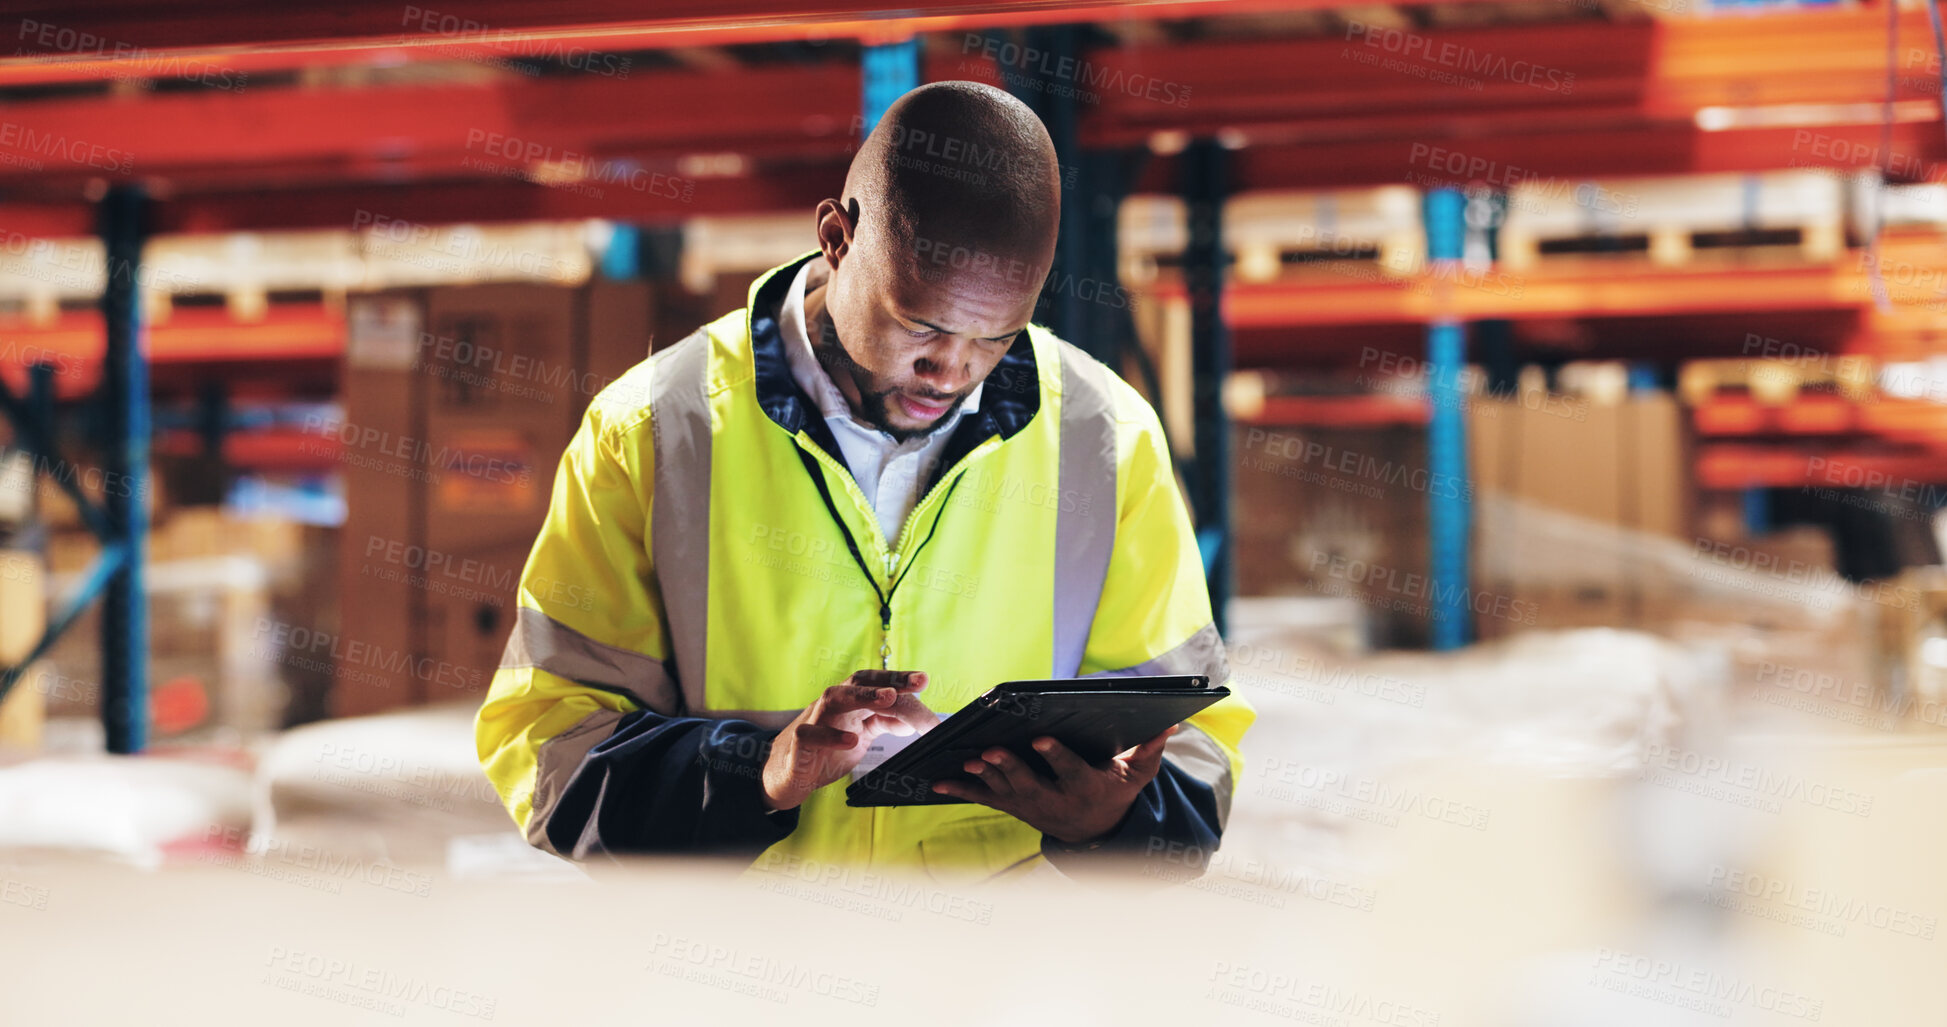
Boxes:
[544,710,800,858]
[1039,756,1224,879]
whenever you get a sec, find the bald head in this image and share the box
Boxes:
[806,81,1061,441]
[847,80,1061,281]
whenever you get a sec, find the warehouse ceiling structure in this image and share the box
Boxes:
[0,3,1937,231]
[2,2,1947,481]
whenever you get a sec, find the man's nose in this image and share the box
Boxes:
[914,340,974,394]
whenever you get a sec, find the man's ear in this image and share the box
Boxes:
[814,198,853,267]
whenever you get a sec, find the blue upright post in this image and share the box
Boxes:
[1424,189,1471,650]
[599,223,641,280]
[99,184,149,754]
[861,38,919,133]
[1742,488,1771,536]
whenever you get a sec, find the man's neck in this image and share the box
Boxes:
[798,259,867,416]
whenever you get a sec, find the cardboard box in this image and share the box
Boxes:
[0,535,45,748]
[421,284,579,554]
[416,540,531,708]
[582,278,655,400]
[334,356,421,716]
[334,280,665,714]
[1467,391,1688,538]
[1468,391,1690,639]
[1232,422,1434,648]
[36,540,281,736]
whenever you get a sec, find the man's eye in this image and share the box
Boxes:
[904,327,934,338]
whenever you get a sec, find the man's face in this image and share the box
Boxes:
[814,207,1047,442]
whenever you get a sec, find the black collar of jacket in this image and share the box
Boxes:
[746,251,1044,495]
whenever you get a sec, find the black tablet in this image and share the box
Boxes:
[844,674,1229,807]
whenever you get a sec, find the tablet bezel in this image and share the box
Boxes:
[844,674,1222,807]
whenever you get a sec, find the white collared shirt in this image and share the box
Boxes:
[779,258,984,546]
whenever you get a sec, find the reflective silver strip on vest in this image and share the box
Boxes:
[501,606,679,713]
[1052,343,1120,678]
[1086,621,1236,826]
[1094,621,1230,682]
[523,707,626,855]
[497,606,677,855]
[1163,722,1235,829]
[649,331,714,714]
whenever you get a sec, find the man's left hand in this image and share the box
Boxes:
[930,726,1176,844]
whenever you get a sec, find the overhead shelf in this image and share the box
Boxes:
[1696,443,1947,490]
[0,304,343,399]
[0,8,1942,228]
[1235,394,1431,428]
[0,0,1315,73]
[153,426,341,473]
[1144,229,1947,352]
[1694,395,1947,442]
[1147,252,1875,326]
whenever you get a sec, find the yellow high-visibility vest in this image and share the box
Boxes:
[476,251,1253,880]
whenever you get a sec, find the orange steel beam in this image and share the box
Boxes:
[150,173,842,233]
[1205,118,1947,192]
[1145,255,1874,327]
[1694,395,1947,442]
[1239,394,1431,428]
[0,0,1358,81]
[154,427,343,472]
[1089,10,1947,144]
[0,57,912,187]
[0,304,343,382]
[0,9,1940,199]
[1697,443,1947,489]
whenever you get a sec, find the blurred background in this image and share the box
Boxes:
[0,1,1944,1024]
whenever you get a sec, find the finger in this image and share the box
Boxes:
[1114,726,1176,776]
[1032,736,1094,782]
[983,747,1047,793]
[863,713,917,737]
[883,692,942,733]
[793,723,858,750]
[816,683,900,718]
[856,694,940,739]
[932,777,1005,809]
[847,669,929,693]
[1115,725,1177,763]
[963,757,1014,797]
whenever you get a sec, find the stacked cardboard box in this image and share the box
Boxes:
[0,528,46,748]
[1469,390,1690,637]
[333,280,659,716]
[1231,422,1432,648]
[36,509,302,737]
[1231,389,1694,647]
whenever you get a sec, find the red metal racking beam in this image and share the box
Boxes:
[1697,443,1947,489]
[0,1,1372,71]
[1239,394,1431,428]
[0,9,1940,224]
[0,304,344,398]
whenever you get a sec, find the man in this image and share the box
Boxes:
[476,81,1253,879]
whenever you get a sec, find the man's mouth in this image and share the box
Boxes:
[896,393,952,421]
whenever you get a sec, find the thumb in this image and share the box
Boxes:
[1118,724,1177,772]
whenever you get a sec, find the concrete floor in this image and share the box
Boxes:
[1,618,1941,1025]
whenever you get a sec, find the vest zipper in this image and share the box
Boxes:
[796,433,1000,674]
[877,436,998,669]
[790,433,998,866]
[881,550,896,669]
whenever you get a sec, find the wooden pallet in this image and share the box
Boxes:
[1679,356,1877,406]
[1500,170,1846,272]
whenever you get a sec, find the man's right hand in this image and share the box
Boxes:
[761,670,939,812]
